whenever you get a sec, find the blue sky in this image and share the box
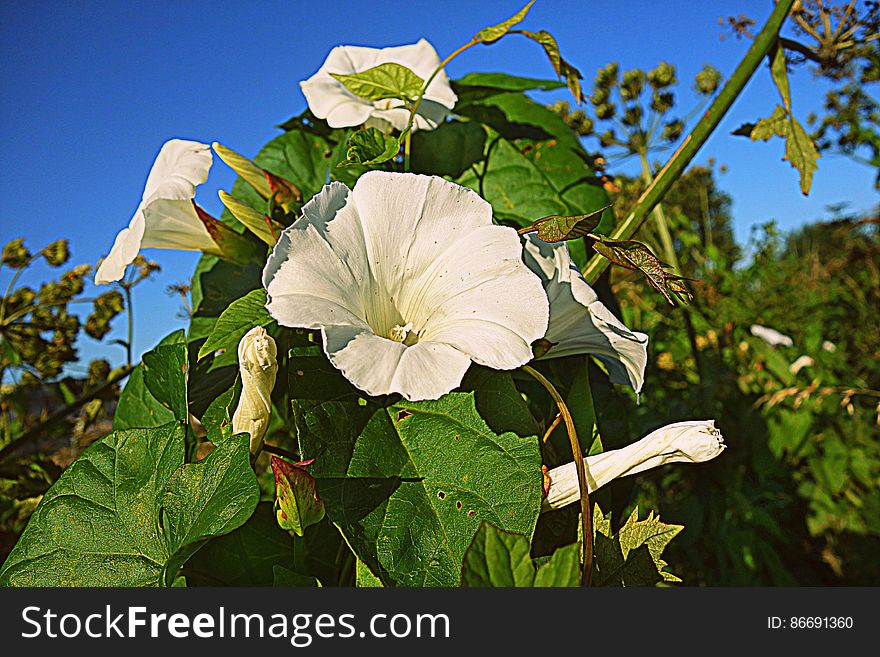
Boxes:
[1,0,877,370]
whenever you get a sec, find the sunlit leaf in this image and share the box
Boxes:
[591,237,692,305]
[197,288,272,361]
[521,205,610,242]
[338,128,401,167]
[519,29,584,103]
[330,62,424,102]
[476,1,535,43]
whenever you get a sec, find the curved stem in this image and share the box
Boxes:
[582,0,796,284]
[523,365,593,587]
[122,283,133,367]
[0,255,39,323]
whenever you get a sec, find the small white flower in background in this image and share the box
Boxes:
[789,354,814,374]
[263,171,549,401]
[822,340,837,353]
[233,326,278,454]
[95,139,217,284]
[750,324,793,348]
[523,236,648,393]
[543,420,725,511]
[300,39,457,132]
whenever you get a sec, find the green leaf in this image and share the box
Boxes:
[591,237,692,305]
[411,121,487,178]
[113,365,176,430]
[114,330,186,430]
[524,206,609,242]
[750,104,788,141]
[331,62,424,102]
[338,128,401,167]
[142,330,188,421]
[749,105,820,195]
[461,522,535,586]
[1,424,185,586]
[197,289,272,361]
[273,565,320,587]
[453,72,565,94]
[461,522,580,587]
[356,559,384,587]
[592,504,684,586]
[476,1,535,43]
[0,423,261,587]
[161,434,260,582]
[184,503,341,586]
[200,381,239,444]
[298,392,543,587]
[218,191,278,246]
[785,116,820,195]
[533,541,581,586]
[519,30,584,103]
[769,44,791,112]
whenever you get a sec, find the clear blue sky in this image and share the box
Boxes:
[1,0,876,370]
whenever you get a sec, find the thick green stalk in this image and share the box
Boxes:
[583,0,795,284]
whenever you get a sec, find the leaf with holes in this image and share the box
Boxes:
[296,391,543,587]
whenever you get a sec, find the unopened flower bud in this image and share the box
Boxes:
[272,456,325,537]
[232,326,278,454]
[542,420,725,511]
[2,238,31,269]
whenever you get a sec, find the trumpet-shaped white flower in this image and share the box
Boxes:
[263,171,549,401]
[543,420,725,511]
[96,139,219,284]
[232,326,278,454]
[523,236,648,393]
[300,39,457,132]
[750,324,793,347]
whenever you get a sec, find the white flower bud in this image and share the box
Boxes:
[542,420,725,511]
[232,326,278,454]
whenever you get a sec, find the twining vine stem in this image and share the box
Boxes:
[402,38,479,171]
[581,0,796,284]
[523,364,593,587]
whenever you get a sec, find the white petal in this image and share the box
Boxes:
[142,139,212,203]
[140,199,217,252]
[94,210,146,284]
[264,182,371,331]
[524,236,648,392]
[324,326,470,401]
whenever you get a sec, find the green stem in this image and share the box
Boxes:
[582,0,795,284]
[638,152,681,274]
[123,283,133,367]
[399,38,478,144]
[523,365,593,587]
[403,130,412,172]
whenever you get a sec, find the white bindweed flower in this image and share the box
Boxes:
[543,420,725,511]
[750,324,793,348]
[263,171,549,401]
[232,326,278,454]
[300,39,457,132]
[822,340,837,353]
[96,140,216,284]
[523,236,648,393]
